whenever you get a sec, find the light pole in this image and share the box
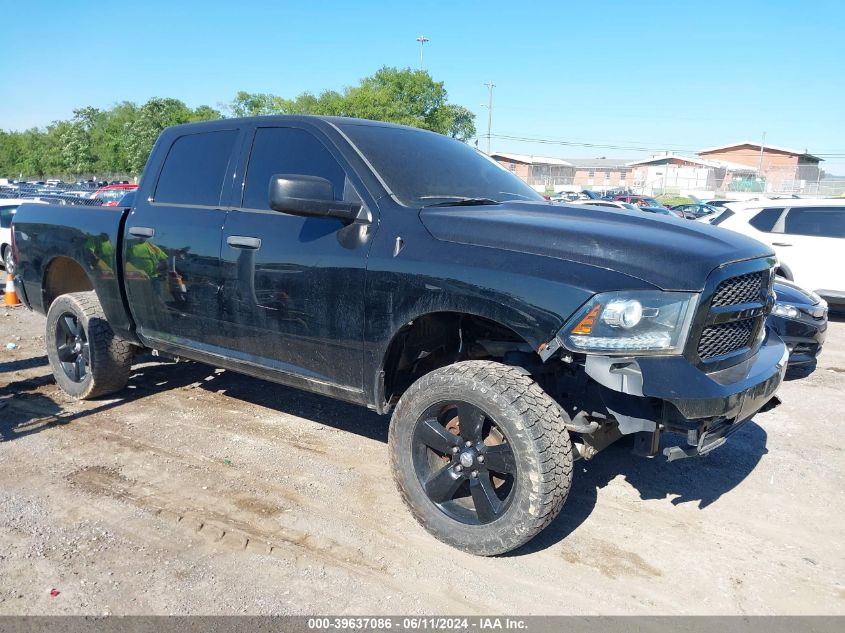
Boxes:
[416,35,429,70]
[482,81,495,154]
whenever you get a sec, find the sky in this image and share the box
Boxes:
[2,0,844,172]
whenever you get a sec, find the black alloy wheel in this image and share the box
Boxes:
[389,361,573,555]
[45,291,136,399]
[54,312,91,383]
[412,401,517,525]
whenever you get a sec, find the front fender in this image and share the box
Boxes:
[362,236,657,408]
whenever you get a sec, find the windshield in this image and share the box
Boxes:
[0,204,19,229]
[340,123,543,207]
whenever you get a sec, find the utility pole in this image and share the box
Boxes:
[483,81,495,155]
[757,131,766,175]
[416,35,429,70]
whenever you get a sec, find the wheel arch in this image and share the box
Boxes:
[42,255,95,310]
[373,307,551,414]
[775,261,794,281]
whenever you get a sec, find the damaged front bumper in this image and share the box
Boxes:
[583,333,789,460]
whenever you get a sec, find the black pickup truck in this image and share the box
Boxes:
[11,116,788,555]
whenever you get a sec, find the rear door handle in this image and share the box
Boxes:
[227,235,262,250]
[772,242,792,247]
[128,226,155,239]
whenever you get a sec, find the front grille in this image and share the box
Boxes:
[711,271,766,307]
[697,318,755,360]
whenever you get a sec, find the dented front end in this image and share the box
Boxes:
[550,257,789,460]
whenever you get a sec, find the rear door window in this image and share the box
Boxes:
[783,207,845,238]
[748,207,784,232]
[154,130,238,206]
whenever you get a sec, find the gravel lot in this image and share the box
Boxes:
[1,305,843,615]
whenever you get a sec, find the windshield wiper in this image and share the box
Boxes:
[421,196,501,207]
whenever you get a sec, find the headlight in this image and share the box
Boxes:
[771,303,800,319]
[561,291,698,355]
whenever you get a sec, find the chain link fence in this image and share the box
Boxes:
[526,164,845,199]
[639,164,845,198]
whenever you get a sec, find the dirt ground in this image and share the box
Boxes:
[0,305,843,615]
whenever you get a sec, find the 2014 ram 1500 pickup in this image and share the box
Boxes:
[11,116,788,555]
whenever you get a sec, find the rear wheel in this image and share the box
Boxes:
[46,291,135,399]
[2,245,12,273]
[389,360,573,555]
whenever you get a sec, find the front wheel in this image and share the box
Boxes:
[46,291,135,399]
[389,360,573,555]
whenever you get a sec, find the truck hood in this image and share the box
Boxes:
[419,202,775,291]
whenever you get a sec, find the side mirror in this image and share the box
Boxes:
[268,174,361,221]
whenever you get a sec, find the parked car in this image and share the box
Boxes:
[670,203,720,220]
[705,199,740,208]
[711,198,845,309]
[564,199,635,210]
[613,194,667,208]
[639,206,682,217]
[769,279,827,369]
[551,190,601,202]
[561,198,683,218]
[1,198,47,271]
[557,200,676,217]
[91,184,139,206]
[117,190,136,207]
[13,115,788,555]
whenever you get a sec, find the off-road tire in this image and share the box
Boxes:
[389,360,573,555]
[46,291,134,399]
[2,245,12,272]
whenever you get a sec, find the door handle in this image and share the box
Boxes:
[128,226,155,239]
[772,242,792,247]
[227,235,262,250]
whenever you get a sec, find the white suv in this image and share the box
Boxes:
[0,198,47,271]
[711,198,845,307]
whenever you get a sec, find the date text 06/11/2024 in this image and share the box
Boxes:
[306,617,528,630]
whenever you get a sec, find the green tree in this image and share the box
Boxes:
[58,108,101,174]
[0,130,25,177]
[226,67,476,140]
[17,129,48,178]
[122,98,192,173]
[189,105,223,122]
[0,67,473,180]
[91,101,139,174]
[227,91,285,117]
[43,120,72,175]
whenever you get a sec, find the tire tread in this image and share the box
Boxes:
[389,360,573,555]
[46,291,134,399]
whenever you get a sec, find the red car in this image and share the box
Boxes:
[92,184,138,206]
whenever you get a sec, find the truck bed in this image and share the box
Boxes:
[12,203,136,341]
